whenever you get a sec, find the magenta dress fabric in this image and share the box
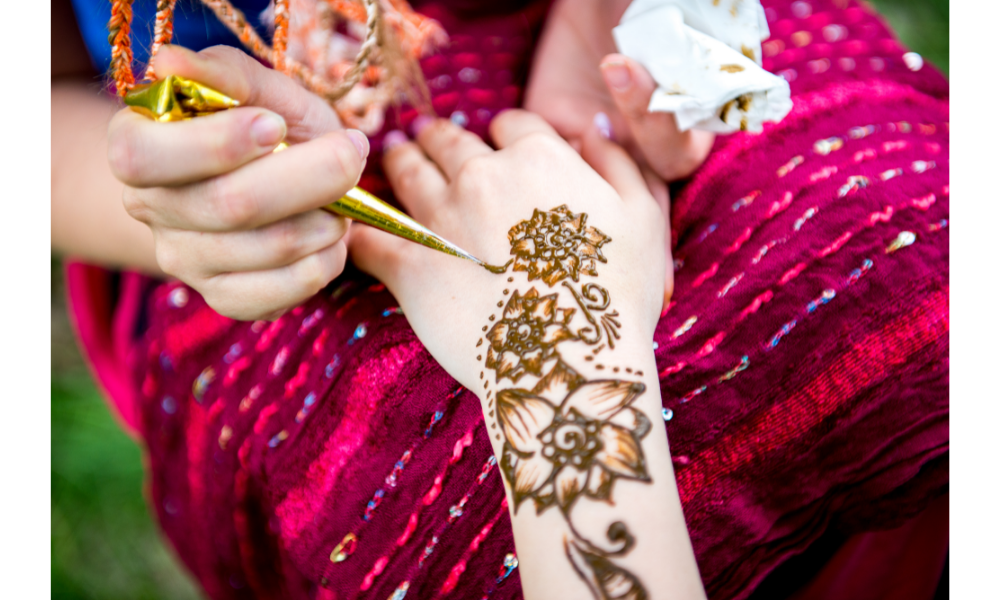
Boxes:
[66,1,949,599]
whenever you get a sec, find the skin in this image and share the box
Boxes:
[525,0,716,182]
[52,0,710,318]
[109,45,367,321]
[50,3,712,596]
[524,0,719,307]
[349,111,707,600]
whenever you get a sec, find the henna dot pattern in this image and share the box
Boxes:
[474,205,651,599]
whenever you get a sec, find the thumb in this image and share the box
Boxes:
[153,44,342,142]
[599,54,714,182]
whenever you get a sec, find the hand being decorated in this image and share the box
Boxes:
[349,111,704,600]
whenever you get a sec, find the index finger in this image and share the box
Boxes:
[139,129,367,232]
[107,105,287,188]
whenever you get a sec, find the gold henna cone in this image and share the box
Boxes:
[124,76,239,121]
[329,186,493,266]
[124,78,504,270]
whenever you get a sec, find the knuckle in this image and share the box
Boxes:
[491,108,521,131]
[523,132,562,153]
[440,127,471,153]
[209,176,259,229]
[455,155,492,191]
[203,294,249,321]
[107,120,145,184]
[269,220,304,262]
[395,160,425,192]
[293,254,331,297]
[319,135,362,186]
[623,103,648,122]
[154,243,183,277]
[297,245,346,296]
[121,187,151,222]
[208,122,246,167]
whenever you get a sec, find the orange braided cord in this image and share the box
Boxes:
[199,0,274,63]
[272,0,291,73]
[108,0,135,95]
[199,0,342,99]
[324,0,367,23]
[145,0,178,79]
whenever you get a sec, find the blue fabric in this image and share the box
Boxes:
[69,0,272,74]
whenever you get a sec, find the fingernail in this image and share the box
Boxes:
[382,129,408,152]
[251,112,286,147]
[345,129,370,159]
[601,61,632,91]
[594,112,614,140]
[411,115,435,136]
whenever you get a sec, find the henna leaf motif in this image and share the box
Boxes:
[566,539,648,600]
[497,380,650,514]
[508,205,611,286]
[485,206,650,598]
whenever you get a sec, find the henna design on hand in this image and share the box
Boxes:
[496,378,651,514]
[508,205,611,285]
[485,288,576,383]
[476,205,650,600]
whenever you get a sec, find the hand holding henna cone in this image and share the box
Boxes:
[122,77,501,269]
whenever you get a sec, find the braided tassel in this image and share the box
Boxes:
[200,0,274,64]
[272,0,291,73]
[145,0,178,79]
[324,0,366,22]
[198,0,353,102]
[108,0,135,95]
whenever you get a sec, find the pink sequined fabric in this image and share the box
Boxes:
[67,1,949,598]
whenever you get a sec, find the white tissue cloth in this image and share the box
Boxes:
[612,0,793,134]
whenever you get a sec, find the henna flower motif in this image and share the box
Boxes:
[508,205,611,286]
[486,288,576,383]
[497,380,651,514]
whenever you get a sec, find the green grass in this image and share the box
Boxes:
[51,371,203,599]
[50,2,948,598]
[870,0,949,75]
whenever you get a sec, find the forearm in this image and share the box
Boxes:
[466,278,704,599]
[51,82,161,275]
[356,112,707,599]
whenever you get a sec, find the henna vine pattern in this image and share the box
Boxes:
[477,205,651,600]
[508,204,611,286]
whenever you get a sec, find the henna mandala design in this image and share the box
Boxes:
[497,379,651,514]
[508,205,611,286]
[480,205,650,600]
[486,288,576,383]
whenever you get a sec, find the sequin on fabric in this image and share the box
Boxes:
[69,3,948,600]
